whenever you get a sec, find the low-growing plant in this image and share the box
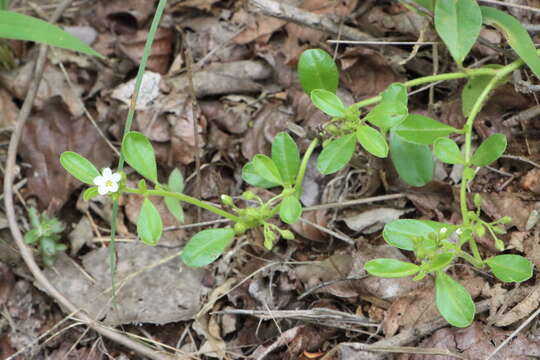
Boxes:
[24,207,66,266]
[60,0,537,328]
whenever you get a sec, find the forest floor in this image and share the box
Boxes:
[1,0,540,359]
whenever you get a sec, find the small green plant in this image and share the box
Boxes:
[59,0,537,328]
[24,207,66,266]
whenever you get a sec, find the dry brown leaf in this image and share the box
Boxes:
[20,97,112,213]
[340,48,405,100]
[521,168,540,195]
[0,61,85,116]
[0,88,18,131]
[96,0,155,30]
[290,210,330,242]
[407,321,540,360]
[167,60,273,97]
[480,192,536,231]
[118,27,173,74]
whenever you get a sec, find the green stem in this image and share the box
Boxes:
[458,250,484,268]
[123,188,241,223]
[352,68,498,110]
[294,138,319,197]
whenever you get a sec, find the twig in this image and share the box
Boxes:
[303,193,406,211]
[2,2,174,359]
[298,216,354,245]
[478,0,540,13]
[500,154,540,169]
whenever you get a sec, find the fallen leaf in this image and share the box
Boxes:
[20,97,112,213]
[342,208,413,234]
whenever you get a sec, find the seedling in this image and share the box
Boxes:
[60,0,537,328]
[24,207,66,266]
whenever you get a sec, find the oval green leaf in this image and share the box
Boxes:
[60,151,101,185]
[471,133,507,167]
[394,114,457,145]
[298,48,339,95]
[356,125,388,158]
[252,154,283,185]
[317,134,356,175]
[389,131,433,187]
[279,195,303,224]
[272,132,300,185]
[381,83,408,106]
[383,219,441,251]
[181,228,235,267]
[486,254,533,283]
[122,131,158,183]
[433,137,464,164]
[365,101,408,130]
[168,168,184,193]
[0,11,103,58]
[311,89,346,117]
[481,6,540,80]
[435,272,475,328]
[242,162,280,188]
[434,0,482,65]
[430,253,454,272]
[364,259,420,278]
[137,198,163,246]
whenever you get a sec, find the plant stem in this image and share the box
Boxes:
[294,138,319,197]
[458,250,484,268]
[123,188,241,223]
[352,67,498,109]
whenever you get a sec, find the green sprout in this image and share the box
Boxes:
[24,208,66,267]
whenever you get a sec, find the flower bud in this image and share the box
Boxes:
[234,222,248,234]
[242,191,256,200]
[500,216,512,225]
[473,194,482,208]
[221,195,234,207]
[281,230,294,240]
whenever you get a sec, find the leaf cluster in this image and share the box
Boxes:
[24,207,66,266]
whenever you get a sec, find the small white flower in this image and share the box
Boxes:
[93,168,121,195]
[456,228,463,235]
[439,227,447,235]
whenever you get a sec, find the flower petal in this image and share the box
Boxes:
[108,182,119,193]
[111,172,121,182]
[102,168,112,177]
[97,185,109,195]
[93,176,105,186]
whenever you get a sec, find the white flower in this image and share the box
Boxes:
[93,168,121,195]
[456,228,463,235]
[439,227,447,235]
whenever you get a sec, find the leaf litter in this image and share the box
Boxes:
[2,0,540,358]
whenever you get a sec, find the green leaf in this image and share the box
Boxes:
[137,198,163,246]
[486,254,533,283]
[165,197,184,224]
[394,114,457,145]
[242,162,280,188]
[252,154,283,185]
[122,131,158,183]
[435,272,475,328]
[279,195,303,224]
[430,253,454,272]
[364,259,420,278]
[60,151,101,185]
[167,168,184,193]
[433,137,464,164]
[83,187,99,201]
[461,71,500,117]
[471,134,507,166]
[381,83,408,106]
[181,228,235,267]
[365,101,408,130]
[383,219,442,251]
[434,0,482,65]
[389,132,433,187]
[0,11,103,58]
[24,229,39,244]
[481,6,540,80]
[298,48,339,95]
[164,168,185,223]
[272,132,300,185]
[311,89,346,117]
[317,134,356,175]
[356,125,388,158]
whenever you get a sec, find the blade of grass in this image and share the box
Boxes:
[109,0,168,306]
